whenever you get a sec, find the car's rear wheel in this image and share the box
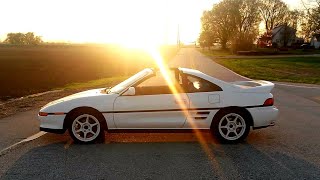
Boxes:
[68,112,104,144]
[211,110,250,143]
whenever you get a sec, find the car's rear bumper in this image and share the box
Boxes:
[247,106,279,129]
[38,114,65,133]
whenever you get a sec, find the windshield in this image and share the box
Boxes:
[109,69,153,94]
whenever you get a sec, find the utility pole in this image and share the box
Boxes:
[164,0,169,45]
[177,24,181,48]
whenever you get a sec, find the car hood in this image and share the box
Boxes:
[44,88,109,107]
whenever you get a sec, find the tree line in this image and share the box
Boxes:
[199,0,320,51]
[3,32,43,45]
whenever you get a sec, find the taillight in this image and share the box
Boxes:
[39,112,48,116]
[263,98,274,106]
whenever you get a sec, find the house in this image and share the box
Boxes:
[310,33,320,49]
[271,25,297,47]
[258,25,301,48]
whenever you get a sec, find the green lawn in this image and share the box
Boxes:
[213,57,320,84]
[199,48,232,56]
[199,48,320,57]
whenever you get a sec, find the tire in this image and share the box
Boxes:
[68,111,105,144]
[211,109,250,143]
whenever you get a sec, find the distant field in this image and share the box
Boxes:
[0,44,178,100]
[212,57,320,84]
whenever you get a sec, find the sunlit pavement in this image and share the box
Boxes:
[1,131,320,179]
[1,48,320,179]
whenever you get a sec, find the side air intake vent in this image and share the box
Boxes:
[192,111,210,120]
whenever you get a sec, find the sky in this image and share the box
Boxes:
[0,0,303,46]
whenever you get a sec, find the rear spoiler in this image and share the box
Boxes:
[231,80,274,93]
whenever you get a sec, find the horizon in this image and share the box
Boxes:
[0,0,304,46]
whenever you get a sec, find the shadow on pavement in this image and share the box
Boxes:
[2,132,320,179]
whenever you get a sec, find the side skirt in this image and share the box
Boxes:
[40,127,66,134]
[106,129,211,133]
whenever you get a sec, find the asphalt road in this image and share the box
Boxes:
[0,48,320,179]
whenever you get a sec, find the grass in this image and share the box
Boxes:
[199,48,232,56]
[0,44,179,100]
[199,48,320,57]
[58,76,128,90]
[212,57,320,84]
[254,48,320,55]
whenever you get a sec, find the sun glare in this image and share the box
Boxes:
[119,39,162,51]
[0,0,213,45]
[148,48,224,173]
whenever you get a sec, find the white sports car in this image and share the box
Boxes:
[39,67,278,143]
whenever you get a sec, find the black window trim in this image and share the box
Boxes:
[181,73,223,93]
[120,70,223,96]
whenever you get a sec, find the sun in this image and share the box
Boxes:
[0,0,209,46]
[118,37,162,50]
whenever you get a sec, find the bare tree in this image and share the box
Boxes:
[199,11,215,49]
[200,0,261,51]
[200,0,238,49]
[301,0,320,40]
[5,32,43,45]
[232,0,261,51]
[259,0,290,32]
[24,32,43,45]
[5,33,25,45]
[280,10,304,47]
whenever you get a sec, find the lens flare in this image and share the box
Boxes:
[148,47,224,176]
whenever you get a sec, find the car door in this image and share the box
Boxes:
[182,74,223,129]
[113,70,189,129]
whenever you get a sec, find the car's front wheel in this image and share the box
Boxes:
[68,112,104,144]
[211,110,250,143]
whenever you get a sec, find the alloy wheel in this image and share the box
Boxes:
[218,113,246,141]
[71,114,101,142]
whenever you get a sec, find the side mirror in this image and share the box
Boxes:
[122,87,135,96]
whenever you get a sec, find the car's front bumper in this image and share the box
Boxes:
[247,106,279,129]
[38,114,65,133]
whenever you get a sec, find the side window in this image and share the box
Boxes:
[184,75,222,93]
[134,70,182,95]
[138,72,169,87]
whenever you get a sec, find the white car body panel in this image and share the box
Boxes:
[184,92,222,128]
[183,110,218,129]
[39,115,65,130]
[113,94,189,128]
[39,67,279,132]
[103,113,116,129]
[39,89,118,130]
[248,106,278,127]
